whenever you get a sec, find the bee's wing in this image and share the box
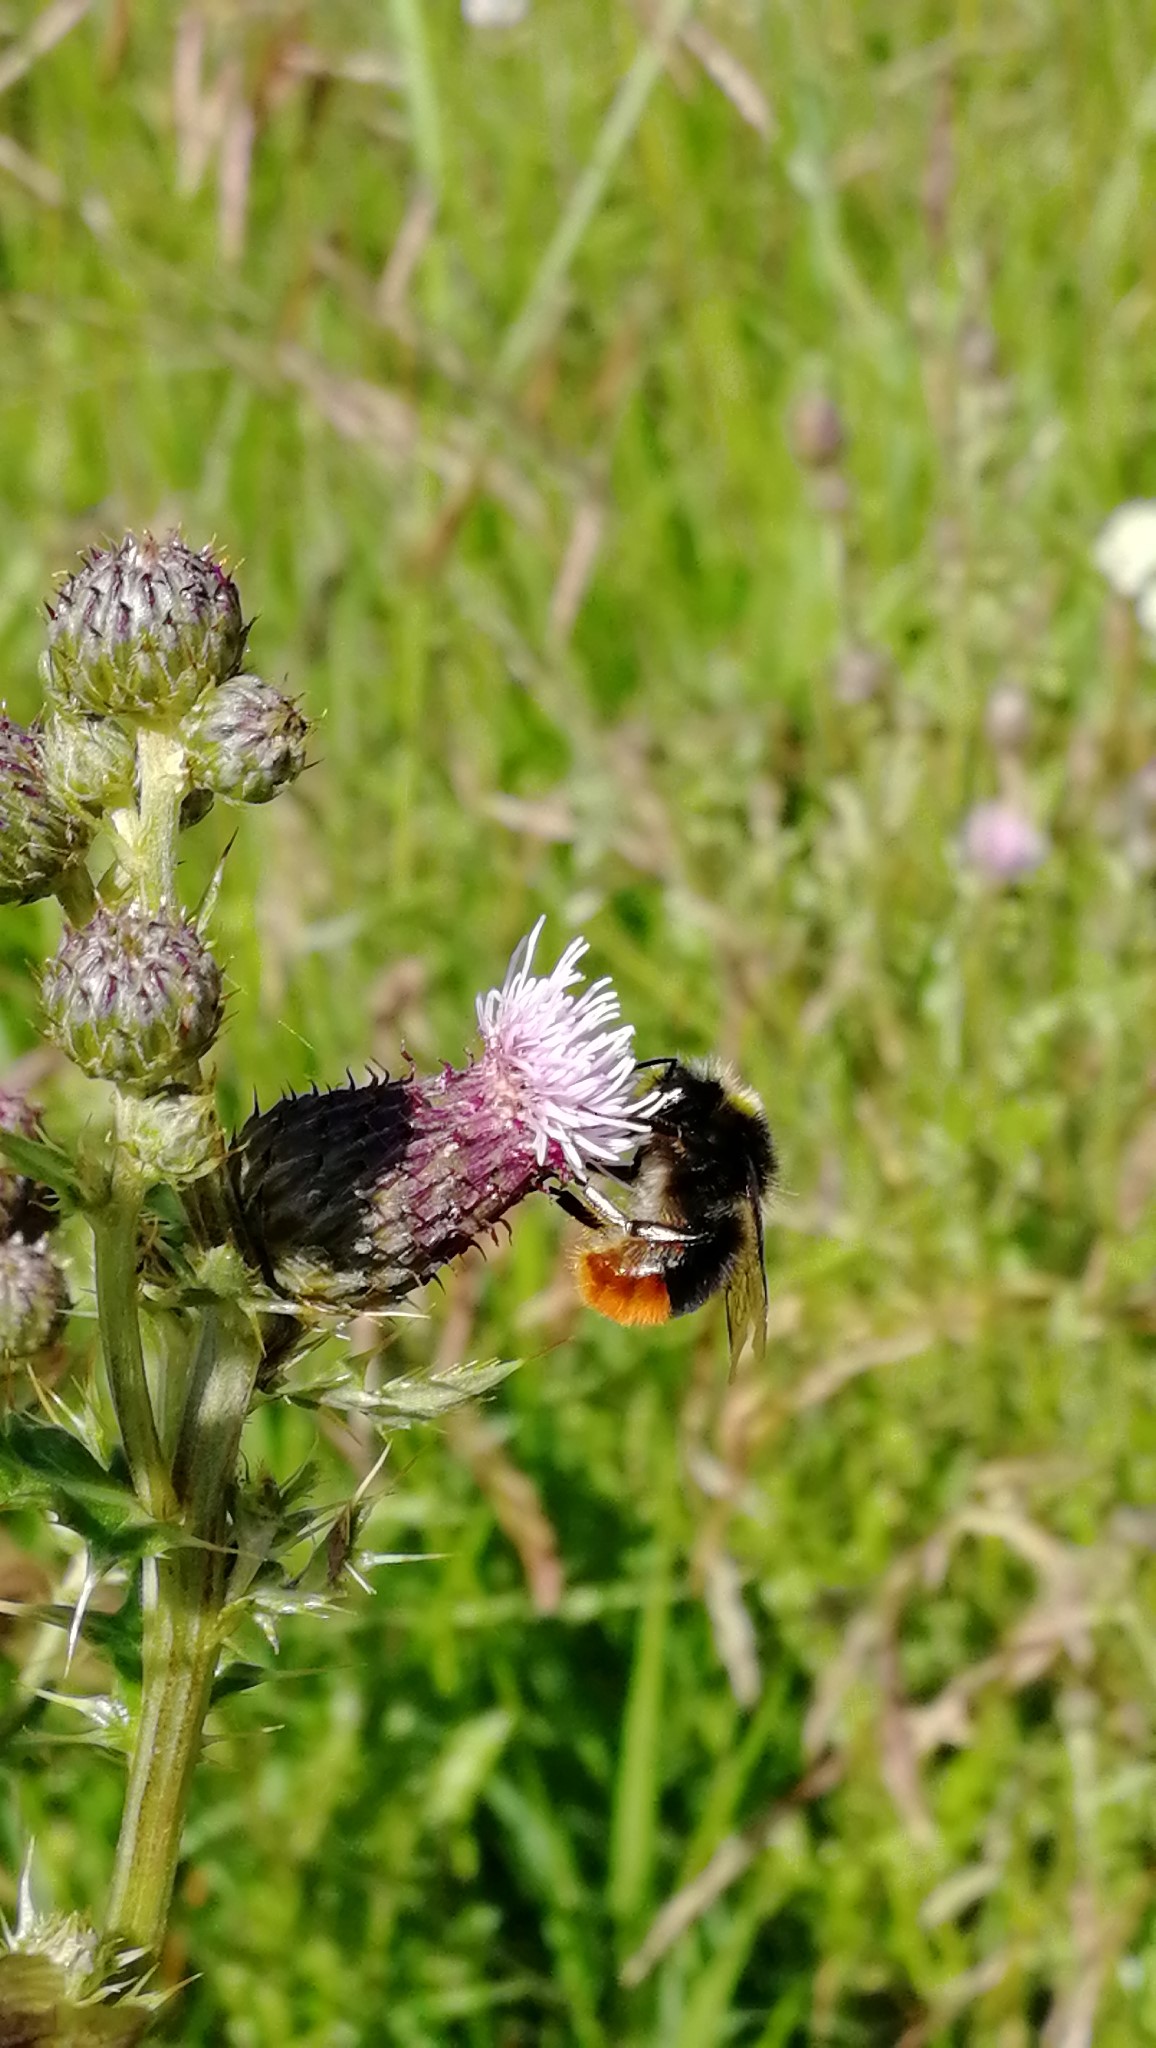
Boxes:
[724,1172,768,1375]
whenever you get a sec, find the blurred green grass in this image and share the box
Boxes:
[6,0,1156,2040]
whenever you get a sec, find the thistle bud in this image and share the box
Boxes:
[182,674,309,805]
[42,709,136,816]
[0,1910,155,2044]
[42,907,223,1090]
[0,1234,67,1360]
[0,716,91,904]
[231,921,656,1309]
[42,533,247,717]
[0,1091,54,1239]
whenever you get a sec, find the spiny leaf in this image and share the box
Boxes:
[0,1128,84,1206]
[0,1600,142,1684]
[0,1416,182,1560]
[210,1659,271,1706]
[290,1355,523,1423]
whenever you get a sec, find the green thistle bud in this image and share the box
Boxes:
[0,716,91,904]
[0,1090,54,1238]
[41,533,247,718]
[0,1234,67,1359]
[42,710,136,816]
[118,1088,221,1184]
[0,1909,156,2044]
[42,907,223,1090]
[182,673,309,806]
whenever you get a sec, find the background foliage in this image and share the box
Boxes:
[3,0,1156,2041]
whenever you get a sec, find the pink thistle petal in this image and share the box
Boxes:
[475,917,656,1174]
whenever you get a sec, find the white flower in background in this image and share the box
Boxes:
[1095,500,1156,603]
[462,0,528,24]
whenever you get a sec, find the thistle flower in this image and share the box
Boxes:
[959,799,1048,884]
[0,1234,67,1360]
[181,673,309,805]
[231,920,655,1309]
[42,907,222,1090]
[0,716,91,904]
[0,1090,54,1239]
[41,532,247,717]
[42,709,136,816]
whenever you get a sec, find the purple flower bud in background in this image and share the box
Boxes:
[832,641,889,706]
[959,799,1048,884]
[788,392,846,470]
[42,907,223,1090]
[231,921,656,1310]
[41,532,247,718]
[983,678,1032,754]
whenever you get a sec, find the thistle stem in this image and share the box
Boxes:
[91,1171,176,1527]
[134,727,186,908]
[106,1303,260,1951]
[103,1549,220,1949]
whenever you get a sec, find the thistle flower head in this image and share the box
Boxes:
[181,673,309,805]
[42,532,247,717]
[0,716,91,905]
[232,923,656,1310]
[475,917,653,1175]
[42,907,223,1090]
[0,1234,67,1360]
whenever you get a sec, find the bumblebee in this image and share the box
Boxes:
[557,1058,776,1369]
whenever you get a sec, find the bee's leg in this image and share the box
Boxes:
[552,1184,627,1231]
[624,1216,703,1245]
[600,1149,645,1187]
[552,1182,699,1244]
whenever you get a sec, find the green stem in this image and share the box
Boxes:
[91,1172,176,1527]
[106,1304,260,1951]
[134,726,187,908]
[494,0,697,389]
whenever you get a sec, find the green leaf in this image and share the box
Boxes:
[210,1659,270,1705]
[362,1356,522,1422]
[0,1128,84,1206]
[0,1415,178,1561]
[0,1600,142,1684]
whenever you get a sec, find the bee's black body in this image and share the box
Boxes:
[565,1057,776,1363]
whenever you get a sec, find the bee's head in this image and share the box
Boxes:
[635,1056,775,1200]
